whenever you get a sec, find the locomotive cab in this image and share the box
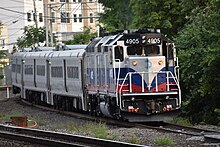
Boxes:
[111,30,181,119]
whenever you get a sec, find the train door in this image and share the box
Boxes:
[34,59,37,87]
[15,58,18,84]
[46,59,52,104]
[63,59,68,92]
[96,55,101,88]
[104,54,108,91]
[113,45,124,87]
[21,59,24,98]
[114,46,124,62]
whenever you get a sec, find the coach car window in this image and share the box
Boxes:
[114,46,124,62]
[12,64,16,72]
[51,66,63,78]
[37,65,45,76]
[17,65,21,73]
[67,66,79,79]
[25,65,33,75]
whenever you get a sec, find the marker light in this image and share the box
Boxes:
[158,60,163,65]
[132,61,138,66]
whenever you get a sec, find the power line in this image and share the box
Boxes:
[8,0,33,5]
[0,7,25,15]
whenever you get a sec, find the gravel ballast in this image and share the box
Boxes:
[0,96,219,147]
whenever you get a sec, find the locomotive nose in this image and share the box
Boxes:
[127,56,166,92]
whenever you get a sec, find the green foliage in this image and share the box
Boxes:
[66,121,109,139]
[88,122,108,139]
[98,0,132,31]
[127,135,141,144]
[154,136,174,146]
[0,113,6,120]
[0,50,6,57]
[171,117,192,126]
[0,75,4,79]
[131,0,186,37]
[64,27,97,45]
[175,0,220,125]
[16,25,48,48]
[0,112,24,122]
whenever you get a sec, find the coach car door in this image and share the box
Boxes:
[46,59,51,103]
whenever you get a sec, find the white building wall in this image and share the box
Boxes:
[0,0,103,50]
[0,25,8,51]
[0,0,44,52]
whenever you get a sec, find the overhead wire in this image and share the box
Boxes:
[8,0,33,5]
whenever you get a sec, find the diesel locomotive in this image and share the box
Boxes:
[11,29,181,122]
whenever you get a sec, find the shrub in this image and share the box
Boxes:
[154,136,174,146]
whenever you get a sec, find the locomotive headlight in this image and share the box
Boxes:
[131,97,135,101]
[132,61,138,66]
[158,60,163,65]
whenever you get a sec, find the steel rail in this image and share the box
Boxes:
[0,130,86,147]
[0,124,146,147]
[134,122,220,143]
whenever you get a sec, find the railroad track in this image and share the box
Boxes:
[135,122,220,143]
[20,98,220,144]
[0,124,146,147]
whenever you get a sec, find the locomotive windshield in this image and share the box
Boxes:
[127,45,160,56]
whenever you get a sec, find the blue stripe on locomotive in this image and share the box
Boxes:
[115,67,175,91]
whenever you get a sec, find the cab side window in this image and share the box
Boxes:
[114,46,124,62]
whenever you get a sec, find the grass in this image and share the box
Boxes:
[154,136,174,146]
[0,112,24,122]
[65,121,119,140]
[126,134,141,144]
[170,117,192,127]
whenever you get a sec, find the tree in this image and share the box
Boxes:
[16,26,47,49]
[64,27,97,45]
[175,0,220,125]
[98,0,132,31]
[131,0,186,37]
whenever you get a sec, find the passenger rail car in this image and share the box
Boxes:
[11,29,181,122]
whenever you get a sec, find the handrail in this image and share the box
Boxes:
[117,70,181,109]
[114,59,121,106]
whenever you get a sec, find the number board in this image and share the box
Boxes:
[124,34,141,46]
[141,34,161,45]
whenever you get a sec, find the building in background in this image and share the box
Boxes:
[0,0,103,52]
[0,24,10,85]
[0,24,9,51]
[44,0,103,44]
[0,0,45,52]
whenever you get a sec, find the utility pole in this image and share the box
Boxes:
[44,3,49,47]
[49,4,54,47]
[33,0,39,46]
[33,0,38,28]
